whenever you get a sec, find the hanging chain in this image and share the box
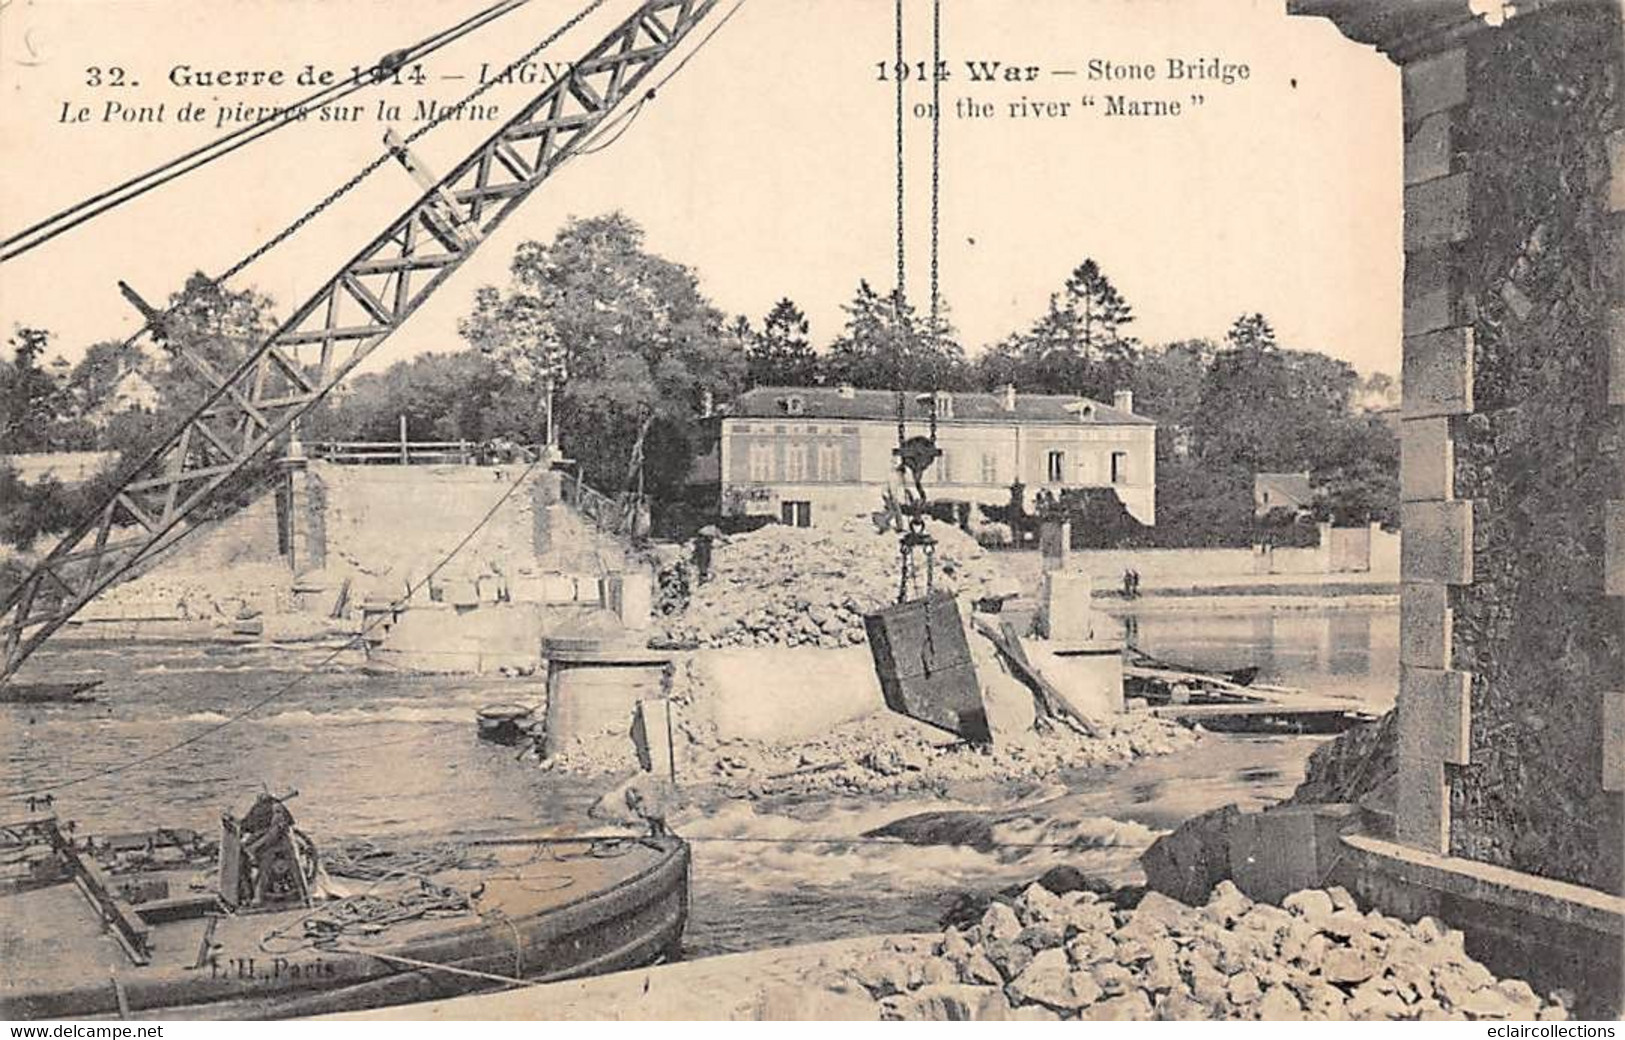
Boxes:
[918,0,944,597]
[893,0,908,457]
[220,0,611,285]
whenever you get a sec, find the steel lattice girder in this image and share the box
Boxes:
[0,0,719,681]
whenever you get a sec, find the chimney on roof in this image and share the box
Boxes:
[1113,389,1134,415]
[837,384,856,400]
[1001,384,1017,412]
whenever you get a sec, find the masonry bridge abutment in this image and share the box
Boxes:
[1286,0,1625,1011]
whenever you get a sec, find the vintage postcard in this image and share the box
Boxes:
[0,0,1620,1026]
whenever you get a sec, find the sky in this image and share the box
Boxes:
[0,0,1403,381]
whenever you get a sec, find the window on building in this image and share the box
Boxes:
[980,452,998,484]
[1111,451,1129,485]
[748,443,773,482]
[816,442,840,482]
[781,500,812,527]
[938,448,953,484]
[1047,450,1066,483]
[785,443,809,482]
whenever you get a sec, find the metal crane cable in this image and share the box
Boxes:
[26,0,613,371]
[0,0,537,265]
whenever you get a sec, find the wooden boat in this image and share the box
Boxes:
[475,703,539,746]
[0,809,690,1020]
[1126,648,1259,689]
[0,680,102,705]
[1145,699,1380,735]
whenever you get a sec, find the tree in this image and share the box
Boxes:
[744,298,820,387]
[303,350,537,446]
[1224,312,1278,353]
[1064,259,1136,357]
[150,274,278,403]
[460,212,744,500]
[973,258,1139,398]
[0,327,66,452]
[822,280,968,391]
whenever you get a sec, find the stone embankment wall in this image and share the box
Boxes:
[1388,2,1624,894]
[89,463,632,630]
[304,462,549,590]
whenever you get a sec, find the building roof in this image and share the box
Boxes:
[725,386,1154,425]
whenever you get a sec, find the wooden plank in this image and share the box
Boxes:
[66,852,151,965]
[972,616,1100,737]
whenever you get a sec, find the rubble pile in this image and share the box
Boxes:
[809,881,1570,1021]
[682,713,1198,800]
[545,687,1198,799]
[656,517,1016,649]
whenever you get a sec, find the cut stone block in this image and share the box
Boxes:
[1398,665,1471,766]
[1400,582,1451,669]
[1405,174,1470,252]
[1405,247,1456,336]
[1401,500,1473,585]
[1401,416,1453,502]
[1610,130,1625,213]
[1609,501,1625,597]
[1403,327,1473,417]
[1229,809,1319,905]
[1395,754,1450,854]
[1605,692,1624,793]
[1610,307,1625,407]
[1039,571,1095,642]
[1402,48,1467,123]
[1405,111,1455,185]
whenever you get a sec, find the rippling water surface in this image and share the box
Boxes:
[4,603,1398,957]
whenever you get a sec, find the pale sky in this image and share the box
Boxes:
[0,0,1402,379]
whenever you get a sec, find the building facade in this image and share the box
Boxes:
[695,385,1156,528]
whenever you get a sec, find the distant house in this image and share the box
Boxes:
[93,369,160,423]
[1254,471,1315,517]
[691,384,1157,528]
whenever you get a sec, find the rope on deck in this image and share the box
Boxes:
[332,945,542,989]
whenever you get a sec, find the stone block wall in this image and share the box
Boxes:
[1390,2,1625,894]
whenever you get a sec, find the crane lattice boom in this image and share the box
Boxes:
[0,0,719,682]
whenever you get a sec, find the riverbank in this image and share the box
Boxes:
[1096,592,1397,615]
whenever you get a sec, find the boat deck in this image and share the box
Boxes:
[2,836,688,1020]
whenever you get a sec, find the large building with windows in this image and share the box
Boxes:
[689,385,1156,528]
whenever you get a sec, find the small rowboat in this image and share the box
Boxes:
[475,703,538,746]
[1,815,689,1020]
[0,680,103,705]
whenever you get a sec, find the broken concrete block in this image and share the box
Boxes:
[1140,804,1242,905]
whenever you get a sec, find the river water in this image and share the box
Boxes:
[2,603,1397,958]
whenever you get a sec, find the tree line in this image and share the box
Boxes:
[0,211,1397,552]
